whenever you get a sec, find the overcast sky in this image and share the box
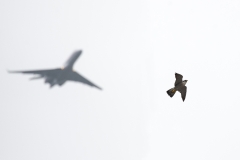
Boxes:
[1,0,240,160]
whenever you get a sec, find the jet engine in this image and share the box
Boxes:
[44,77,53,84]
[58,80,66,86]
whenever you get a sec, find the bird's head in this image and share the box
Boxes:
[183,80,188,85]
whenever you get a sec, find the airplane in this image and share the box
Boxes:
[8,50,102,90]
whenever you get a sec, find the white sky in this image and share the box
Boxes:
[1,0,240,160]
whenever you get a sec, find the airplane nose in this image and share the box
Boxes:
[74,50,82,56]
[77,50,82,55]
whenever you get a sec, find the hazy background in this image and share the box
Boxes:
[1,0,240,160]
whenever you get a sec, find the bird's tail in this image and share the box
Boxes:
[167,88,176,97]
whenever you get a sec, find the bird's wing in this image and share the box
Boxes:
[8,68,62,77]
[175,73,183,86]
[67,71,102,90]
[179,86,187,101]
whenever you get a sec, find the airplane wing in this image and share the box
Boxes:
[8,68,62,77]
[67,71,102,90]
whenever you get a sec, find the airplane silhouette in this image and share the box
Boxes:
[8,50,102,90]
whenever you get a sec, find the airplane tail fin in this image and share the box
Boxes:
[167,88,176,98]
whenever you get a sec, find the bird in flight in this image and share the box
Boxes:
[167,73,187,101]
[8,50,102,90]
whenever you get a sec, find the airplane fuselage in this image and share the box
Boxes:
[63,51,81,70]
[45,51,82,87]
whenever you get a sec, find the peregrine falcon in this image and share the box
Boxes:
[167,73,188,102]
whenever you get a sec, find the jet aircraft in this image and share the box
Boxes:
[8,50,102,90]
